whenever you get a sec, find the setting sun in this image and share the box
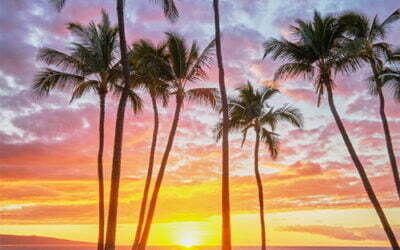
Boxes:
[177,232,201,247]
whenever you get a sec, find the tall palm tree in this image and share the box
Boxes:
[126,40,171,250]
[212,1,232,249]
[216,82,303,250]
[48,2,179,249]
[33,11,141,250]
[108,1,178,248]
[338,9,400,199]
[137,33,218,250]
[263,11,399,248]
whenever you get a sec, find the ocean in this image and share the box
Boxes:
[0,246,391,250]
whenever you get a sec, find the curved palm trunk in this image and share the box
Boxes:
[105,0,131,249]
[326,84,399,249]
[254,131,266,250]
[212,1,232,249]
[138,95,184,250]
[377,88,400,199]
[132,95,159,250]
[370,57,400,200]
[97,93,106,250]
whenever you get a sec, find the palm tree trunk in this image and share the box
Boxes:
[326,84,399,249]
[377,87,400,199]
[132,95,159,250]
[212,1,232,250]
[105,0,131,249]
[370,57,400,200]
[254,130,266,250]
[97,92,106,250]
[137,95,184,250]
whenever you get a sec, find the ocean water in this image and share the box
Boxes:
[0,246,391,250]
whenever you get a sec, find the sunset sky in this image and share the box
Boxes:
[1,0,400,247]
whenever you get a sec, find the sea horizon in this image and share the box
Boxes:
[0,246,392,250]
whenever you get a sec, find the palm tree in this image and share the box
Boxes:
[126,40,171,250]
[137,32,218,250]
[108,1,178,248]
[216,82,303,250]
[338,9,400,199]
[48,2,179,249]
[263,11,399,248]
[212,1,232,249]
[33,11,142,250]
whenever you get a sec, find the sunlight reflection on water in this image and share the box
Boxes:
[0,246,391,250]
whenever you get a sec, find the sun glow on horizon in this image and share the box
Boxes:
[177,232,201,247]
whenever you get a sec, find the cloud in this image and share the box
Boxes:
[279,224,400,242]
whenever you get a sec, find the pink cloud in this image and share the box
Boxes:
[280,224,400,242]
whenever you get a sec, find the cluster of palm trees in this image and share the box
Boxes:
[263,10,400,249]
[32,1,400,250]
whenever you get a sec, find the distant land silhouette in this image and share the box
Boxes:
[0,235,392,250]
[0,234,94,246]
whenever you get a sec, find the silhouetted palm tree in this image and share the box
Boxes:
[48,2,179,249]
[263,11,399,248]
[110,1,177,249]
[216,82,303,250]
[338,9,400,199]
[33,11,140,250]
[212,1,232,249]
[126,39,171,250]
[137,33,218,250]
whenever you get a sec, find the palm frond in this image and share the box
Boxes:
[367,73,380,96]
[33,68,84,97]
[214,121,224,142]
[260,86,279,103]
[274,104,304,128]
[338,11,370,38]
[381,8,400,28]
[112,84,143,113]
[186,88,219,108]
[127,89,144,114]
[67,22,88,42]
[214,118,252,142]
[70,80,100,102]
[372,42,392,60]
[259,109,278,131]
[274,62,315,81]
[369,15,386,40]
[166,32,187,80]
[49,0,66,11]
[260,128,280,159]
[187,39,216,82]
[37,48,86,74]
[331,48,363,74]
[379,68,400,101]
[150,0,179,22]
[240,124,253,147]
[263,38,313,62]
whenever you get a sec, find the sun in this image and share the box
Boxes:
[180,238,196,248]
[177,232,200,248]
